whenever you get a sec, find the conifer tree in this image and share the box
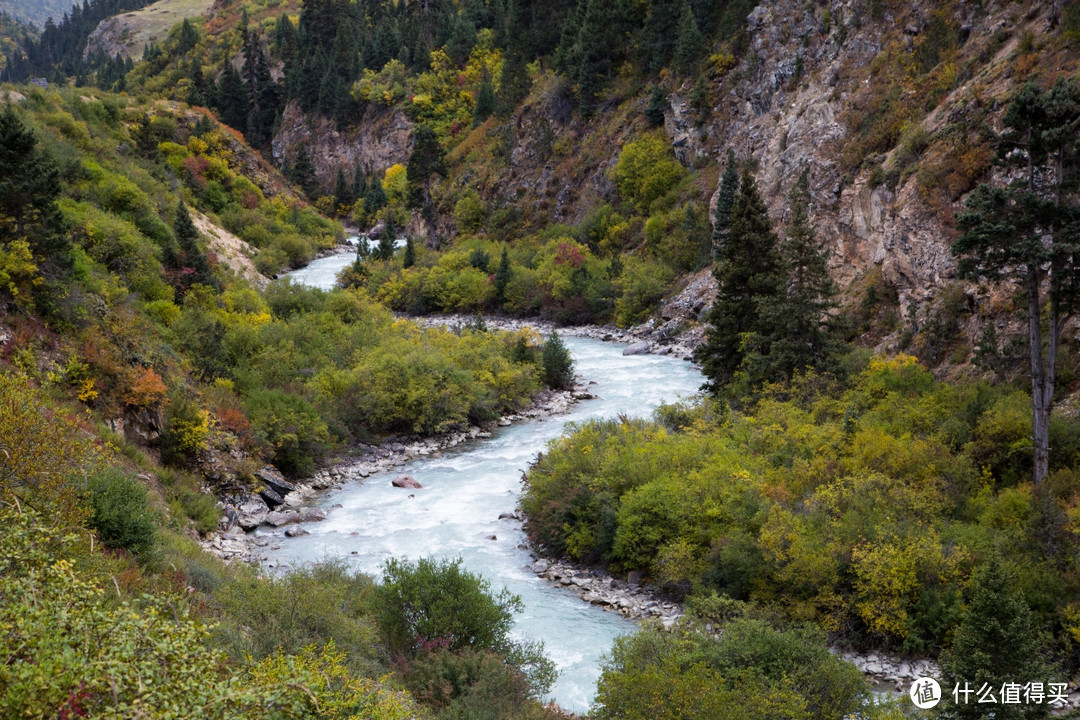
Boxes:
[0,106,68,271]
[695,170,784,393]
[711,148,738,258]
[645,85,666,127]
[289,145,319,198]
[750,169,838,383]
[953,78,1080,488]
[403,237,416,268]
[674,3,704,76]
[939,559,1056,720]
[406,125,447,210]
[352,163,367,202]
[365,173,387,214]
[216,61,249,132]
[173,200,215,290]
[494,245,512,304]
[333,167,353,213]
[473,76,496,125]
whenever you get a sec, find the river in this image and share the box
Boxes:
[272,251,703,713]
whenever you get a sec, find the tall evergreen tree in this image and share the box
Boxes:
[406,124,447,210]
[673,3,704,76]
[473,76,496,125]
[711,148,738,258]
[333,167,353,213]
[352,163,367,202]
[364,173,387,214]
[694,170,785,393]
[402,236,416,268]
[750,169,839,383]
[496,0,531,116]
[173,200,214,291]
[216,61,249,132]
[0,106,68,271]
[644,84,666,127]
[289,145,319,198]
[939,559,1056,720]
[494,244,512,304]
[952,78,1080,489]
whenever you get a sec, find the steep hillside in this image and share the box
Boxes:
[0,0,74,28]
[86,0,214,60]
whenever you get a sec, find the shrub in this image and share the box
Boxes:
[541,332,574,389]
[85,469,158,557]
[612,133,687,212]
[159,393,211,466]
[375,556,522,657]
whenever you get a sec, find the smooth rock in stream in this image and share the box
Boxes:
[236,498,269,529]
[391,475,422,489]
[285,527,309,537]
[622,341,650,356]
[265,510,301,527]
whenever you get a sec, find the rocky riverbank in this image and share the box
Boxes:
[200,382,595,564]
[407,313,701,360]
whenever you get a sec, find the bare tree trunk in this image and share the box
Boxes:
[1028,266,1050,488]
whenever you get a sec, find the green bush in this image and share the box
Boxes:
[375,556,522,657]
[85,468,158,557]
[612,133,687,212]
[541,332,574,389]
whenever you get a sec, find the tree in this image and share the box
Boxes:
[173,200,215,290]
[711,148,738,258]
[216,61,249,133]
[673,3,704,76]
[494,245,512,304]
[939,559,1056,720]
[406,124,447,210]
[644,84,666,127]
[0,105,68,271]
[695,170,785,393]
[289,145,319,198]
[333,167,353,212]
[473,75,495,125]
[402,236,415,268]
[751,169,839,383]
[952,78,1080,488]
[541,332,574,389]
[374,556,523,657]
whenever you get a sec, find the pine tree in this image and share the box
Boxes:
[173,200,214,291]
[953,78,1080,488]
[333,167,353,213]
[645,84,666,127]
[494,245,512,304]
[0,105,68,270]
[289,145,319,198]
[751,169,838,384]
[352,163,367,202]
[541,332,574,389]
[711,148,738,259]
[673,3,704,76]
[473,76,496,126]
[694,170,784,393]
[176,18,198,54]
[403,236,416,268]
[406,124,447,210]
[939,559,1056,720]
[216,61,249,132]
[496,0,531,116]
[365,173,387,213]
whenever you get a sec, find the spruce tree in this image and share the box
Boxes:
[694,170,784,393]
[673,3,704,76]
[216,61,249,132]
[751,169,838,384]
[541,332,574,389]
[473,77,496,126]
[406,124,447,209]
[711,148,738,259]
[939,559,1056,720]
[494,245,512,304]
[0,106,68,270]
[333,167,353,213]
[365,173,387,213]
[173,200,215,290]
[289,145,319,198]
[352,163,367,202]
[645,84,666,127]
[403,237,416,268]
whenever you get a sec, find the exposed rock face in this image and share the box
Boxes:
[272,102,414,189]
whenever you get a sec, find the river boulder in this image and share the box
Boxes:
[236,498,269,530]
[622,341,650,356]
[265,510,301,527]
[392,475,422,489]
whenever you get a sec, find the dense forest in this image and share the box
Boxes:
[3,0,1080,717]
